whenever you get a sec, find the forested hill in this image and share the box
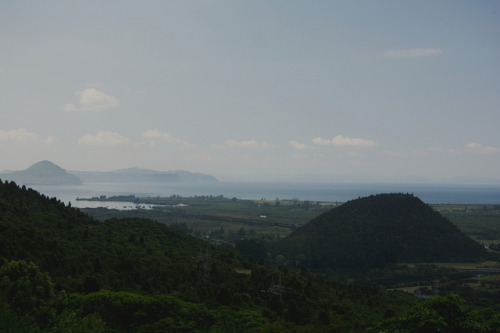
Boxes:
[275,193,486,271]
[0,179,235,293]
[0,179,423,332]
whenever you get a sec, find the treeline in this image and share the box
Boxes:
[1,260,498,332]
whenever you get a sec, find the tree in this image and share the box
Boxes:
[82,276,101,294]
[285,300,302,324]
[376,294,500,333]
[0,260,56,327]
[268,294,283,317]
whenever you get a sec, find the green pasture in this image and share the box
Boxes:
[81,196,500,243]
[433,205,500,243]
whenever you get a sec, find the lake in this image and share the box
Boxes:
[28,181,500,209]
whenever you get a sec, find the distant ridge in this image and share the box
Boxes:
[1,160,82,185]
[275,193,485,271]
[71,167,218,183]
[0,162,219,185]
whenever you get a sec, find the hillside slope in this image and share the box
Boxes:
[275,193,486,271]
[0,179,236,294]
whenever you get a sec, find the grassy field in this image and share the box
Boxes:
[81,195,500,243]
[432,204,500,244]
[81,195,338,238]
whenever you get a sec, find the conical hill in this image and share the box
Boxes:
[3,160,82,185]
[275,193,485,270]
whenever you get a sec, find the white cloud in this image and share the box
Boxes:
[383,48,443,58]
[212,139,272,149]
[141,129,192,148]
[291,153,309,159]
[464,142,500,154]
[346,151,360,157]
[383,150,400,156]
[313,135,376,147]
[0,128,55,144]
[64,88,120,112]
[78,130,130,147]
[412,147,444,155]
[63,103,80,112]
[288,141,314,150]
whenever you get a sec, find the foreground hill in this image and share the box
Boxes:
[0,179,236,294]
[1,160,82,185]
[0,180,420,332]
[275,193,486,271]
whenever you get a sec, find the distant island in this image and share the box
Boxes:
[0,161,218,186]
[0,160,82,185]
[71,167,218,183]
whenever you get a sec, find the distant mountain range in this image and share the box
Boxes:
[0,161,218,186]
[71,167,218,184]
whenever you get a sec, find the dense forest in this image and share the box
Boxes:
[0,180,498,332]
[274,193,486,272]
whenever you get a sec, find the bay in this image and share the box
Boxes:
[28,181,500,209]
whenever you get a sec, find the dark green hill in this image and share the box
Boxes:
[275,193,486,271]
[0,179,235,294]
[2,160,82,185]
[0,180,419,331]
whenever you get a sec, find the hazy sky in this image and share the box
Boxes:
[1,1,499,182]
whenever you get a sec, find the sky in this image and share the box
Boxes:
[1,0,499,183]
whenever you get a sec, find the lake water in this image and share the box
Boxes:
[28,181,500,209]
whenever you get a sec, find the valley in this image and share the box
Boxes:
[78,194,500,309]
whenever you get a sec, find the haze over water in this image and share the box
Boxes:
[31,182,500,209]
